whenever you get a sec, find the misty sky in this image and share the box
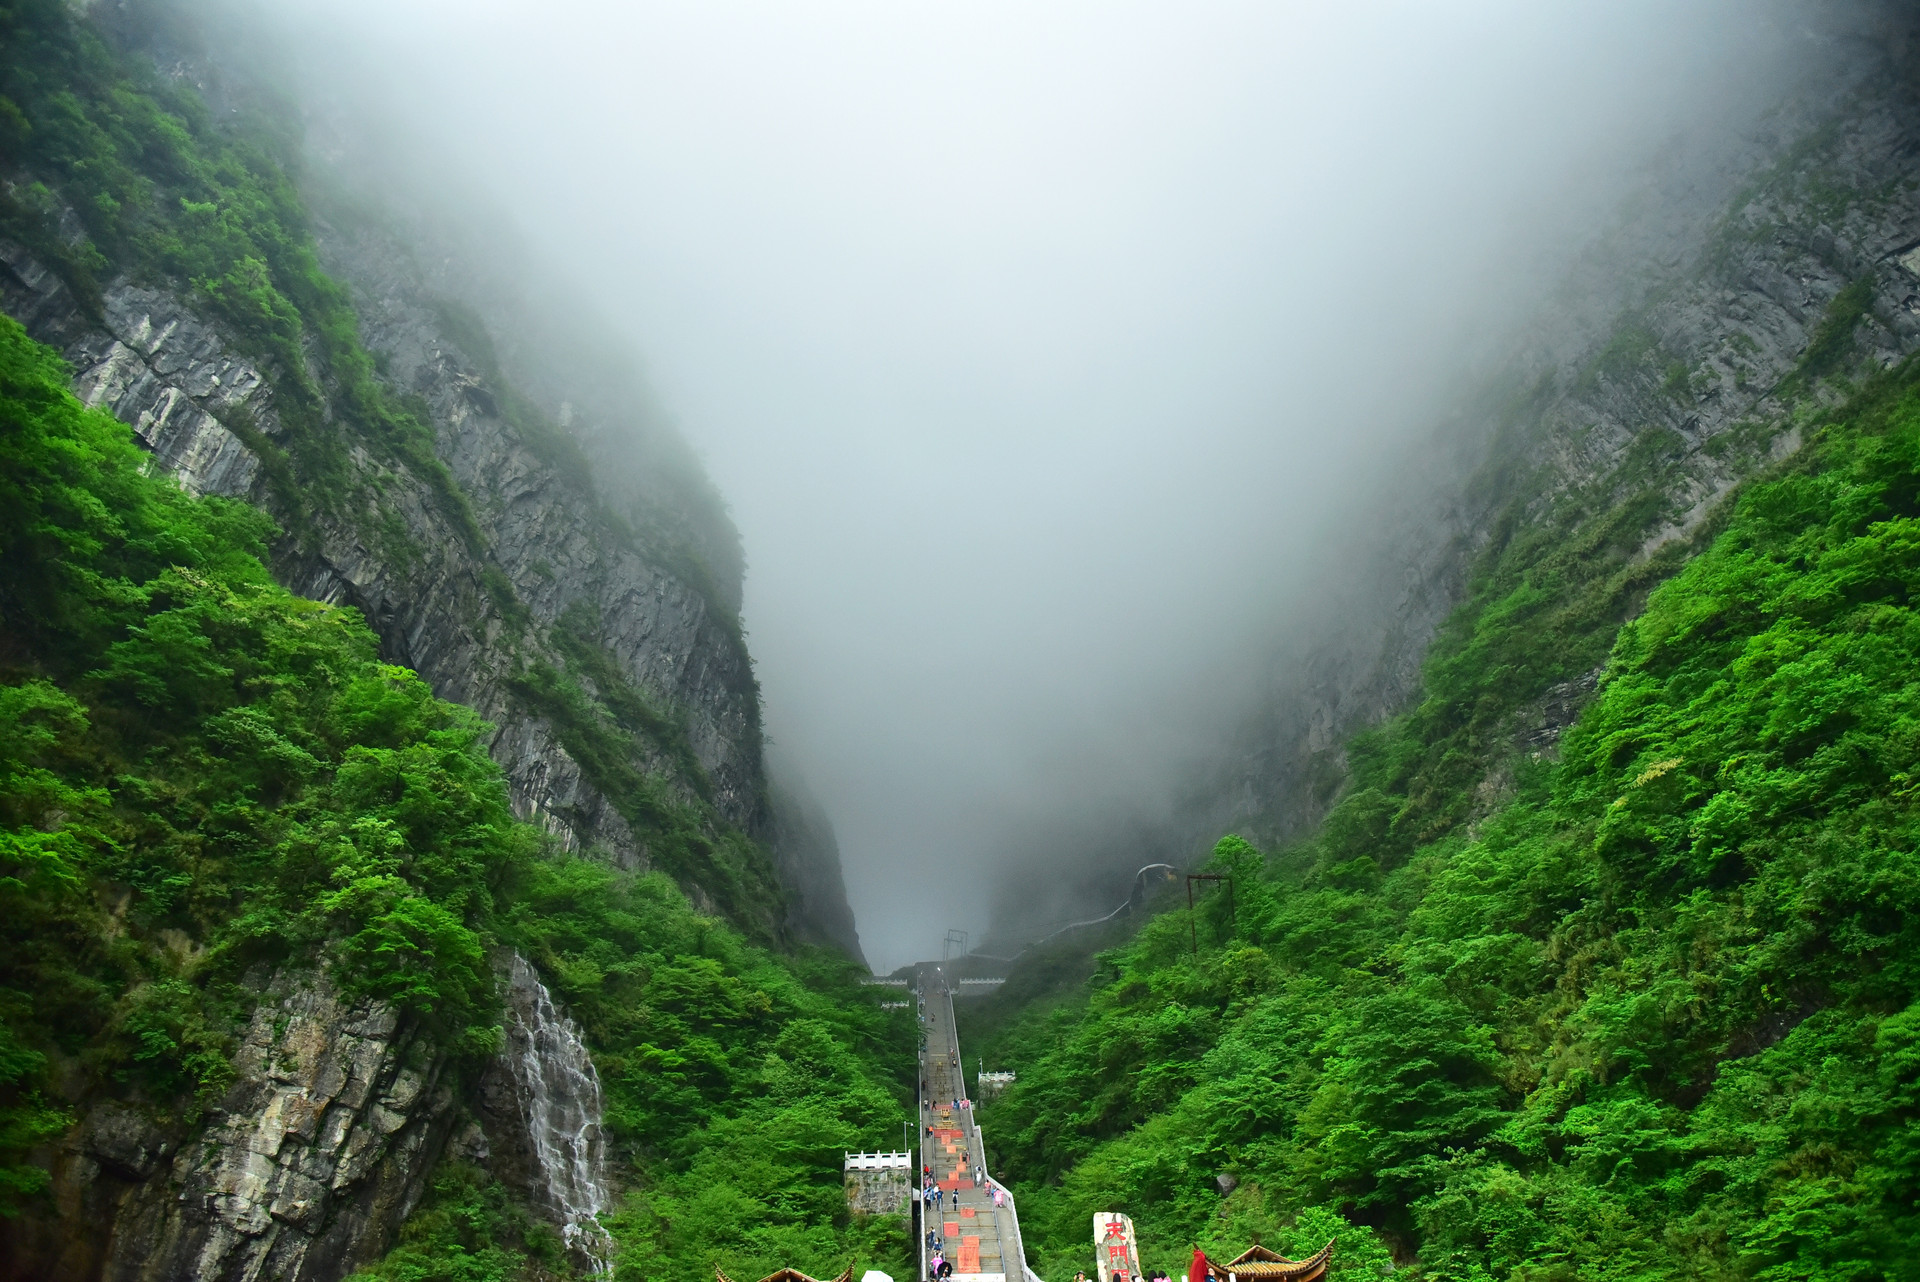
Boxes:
[257,0,1804,970]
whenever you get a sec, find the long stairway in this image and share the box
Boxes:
[916,964,1033,1282]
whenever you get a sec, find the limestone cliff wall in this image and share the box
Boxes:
[0,233,770,893]
[1218,5,1920,847]
[0,143,863,955]
[985,3,1920,937]
[7,969,459,1282]
[0,10,866,1266]
[766,755,867,963]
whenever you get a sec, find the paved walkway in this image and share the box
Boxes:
[917,965,1029,1282]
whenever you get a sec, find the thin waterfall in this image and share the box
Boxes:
[501,953,614,1272]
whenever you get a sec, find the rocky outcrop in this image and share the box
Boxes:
[0,226,781,906]
[6,970,458,1282]
[1216,9,1920,846]
[301,211,767,834]
[766,754,867,963]
[4,952,630,1282]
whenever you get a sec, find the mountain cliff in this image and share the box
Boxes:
[1224,2,1920,851]
[0,0,824,936]
[764,752,867,962]
[964,7,1920,1279]
[987,0,1920,936]
[0,2,885,1278]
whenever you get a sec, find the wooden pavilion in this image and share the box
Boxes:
[715,1267,855,1282]
[1195,1243,1335,1282]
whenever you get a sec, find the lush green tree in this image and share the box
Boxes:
[975,360,1920,1279]
[0,305,910,1277]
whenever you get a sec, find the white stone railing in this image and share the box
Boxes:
[846,1150,914,1170]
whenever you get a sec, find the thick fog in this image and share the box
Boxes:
[240,0,1811,970]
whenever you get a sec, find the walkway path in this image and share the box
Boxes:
[916,964,1033,1282]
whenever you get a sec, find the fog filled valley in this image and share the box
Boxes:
[7,1,1920,1279]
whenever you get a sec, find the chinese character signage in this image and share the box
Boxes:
[1093,1213,1141,1282]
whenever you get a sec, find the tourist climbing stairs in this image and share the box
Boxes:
[915,964,1035,1282]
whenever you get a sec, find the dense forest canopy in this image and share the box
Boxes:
[969,358,1920,1281]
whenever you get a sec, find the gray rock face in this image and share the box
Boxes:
[2,204,889,950]
[985,12,1920,941]
[0,247,268,499]
[304,214,768,843]
[12,972,457,1282]
[766,755,867,963]
[0,160,856,1279]
[0,235,778,912]
[986,6,1920,937]
[1216,12,1920,847]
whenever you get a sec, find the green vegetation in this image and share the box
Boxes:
[0,0,773,934]
[1357,409,1699,848]
[22,0,1919,1278]
[1791,276,1876,388]
[0,0,487,552]
[0,312,910,1275]
[1579,322,1661,393]
[350,1164,574,1282]
[507,616,783,936]
[0,0,750,663]
[358,855,913,1282]
[0,308,518,1199]
[974,360,1920,1278]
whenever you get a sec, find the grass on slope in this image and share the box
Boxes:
[976,359,1920,1281]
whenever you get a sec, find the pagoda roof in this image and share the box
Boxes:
[1199,1241,1334,1282]
[1225,1248,1287,1266]
[716,1266,855,1282]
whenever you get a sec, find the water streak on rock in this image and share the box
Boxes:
[502,954,614,1272]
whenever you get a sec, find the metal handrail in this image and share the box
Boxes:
[916,967,927,1282]
[974,1127,1034,1282]
[1022,864,1180,952]
[917,965,1040,1282]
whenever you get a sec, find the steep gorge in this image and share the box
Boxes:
[15,0,1920,1279]
[988,0,1920,935]
[1224,2,1920,856]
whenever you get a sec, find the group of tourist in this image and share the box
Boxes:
[1072,1268,1176,1282]
[919,969,993,1282]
